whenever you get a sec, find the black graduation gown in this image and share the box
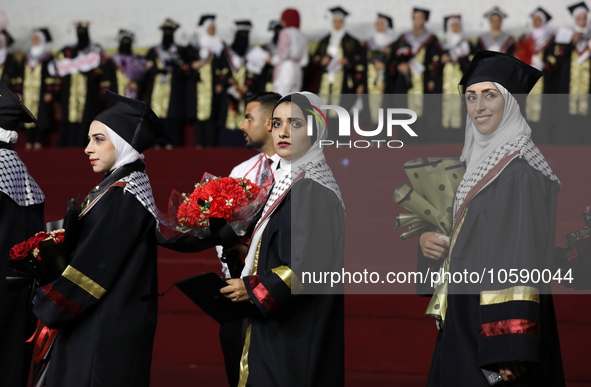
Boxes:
[0,146,45,387]
[514,33,559,145]
[474,33,516,55]
[144,45,189,146]
[311,33,366,99]
[56,44,106,147]
[418,159,565,387]
[0,53,19,89]
[13,54,60,141]
[215,45,254,146]
[101,53,147,100]
[553,39,591,145]
[241,179,345,387]
[389,32,441,143]
[33,163,158,387]
[184,45,219,147]
[432,40,472,143]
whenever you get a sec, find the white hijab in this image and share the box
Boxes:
[197,19,224,59]
[531,11,551,51]
[444,17,463,49]
[328,17,346,57]
[0,34,7,66]
[461,82,531,178]
[28,31,48,68]
[241,92,343,277]
[373,18,396,50]
[102,123,144,172]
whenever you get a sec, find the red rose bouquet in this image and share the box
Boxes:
[160,155,274,239]
[8,229,69,286]
[177,176,262,228]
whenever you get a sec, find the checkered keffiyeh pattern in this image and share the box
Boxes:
[0,149,45,206]
[120,171,158,222]
[262,160,344,218]
[453,135,560,222]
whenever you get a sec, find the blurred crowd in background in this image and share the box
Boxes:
[1,3,591,149]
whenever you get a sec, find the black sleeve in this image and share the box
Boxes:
[244,180,345,317]
[476,162,557,367]
[32,188,155,328]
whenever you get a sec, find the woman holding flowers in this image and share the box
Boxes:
[32,91,168,387]
[418,51,564,386]
[221,91,346,386]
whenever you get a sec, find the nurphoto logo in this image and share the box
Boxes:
[306,103,419,149]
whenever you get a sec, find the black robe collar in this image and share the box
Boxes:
[80,160,145,214]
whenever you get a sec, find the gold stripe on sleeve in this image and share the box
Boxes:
[480,286,540,306]
[271,266,292,289]
[62,265,107,300]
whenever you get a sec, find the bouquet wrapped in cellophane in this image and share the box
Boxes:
[159,155,274,239]
[393,157,465,240]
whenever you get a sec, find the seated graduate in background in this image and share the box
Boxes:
[418,51,564,387]
[221,91,345,387]
[33,91,169,387]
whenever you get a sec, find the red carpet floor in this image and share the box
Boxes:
[16,144,591,386]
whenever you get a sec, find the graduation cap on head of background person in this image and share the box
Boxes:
[568,1,590,16]
[0,82,39,131]
[234,20,253,31]
[459,50,542,95]
[117,29,135,42]
[268,19,281,32]
[74,21,90,31]
[530,7,552,23]
[36,28,52,43]
[444,15,461,33]
[329,6,349,17]
[413,7,430,21]
[160,18,180,31]
[378,13,394,29]
[94,91,171,153]
[483,6,508,19]
[198,14,216,26]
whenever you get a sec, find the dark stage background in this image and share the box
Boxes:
[16,143,591,386]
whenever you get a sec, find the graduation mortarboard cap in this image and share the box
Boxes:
[413,7,430,21]
[1,29,14,48]
[268,19,281,31]
[329,6,349,17]
[568,2,590,16]
[94,91,171,153]
[0,82,39,130]
[235,20,253,31]
[530,7,552,23]
[483,6,508,19]
[175,272,256,323]
[444,15,461,32]
[37,28,52,43]
[160,18,180,31]
[117,29,135,42]
[378,13,394,29]
[198,14,215,26]
[459,50,542,95]
[74,21,90,30]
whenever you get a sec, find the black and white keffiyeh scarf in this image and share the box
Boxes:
[240,92,344,277]
[453,82,560,223]
[0,148,45,206]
